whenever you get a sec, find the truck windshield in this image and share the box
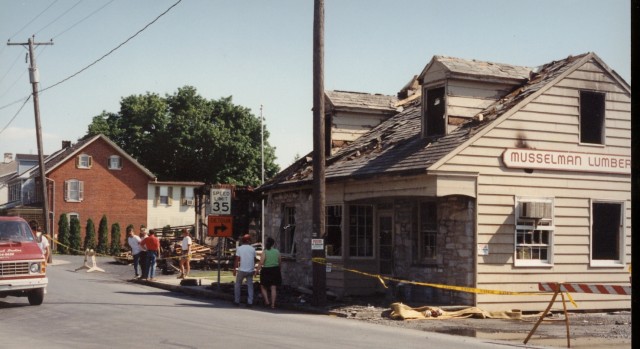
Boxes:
[0,221,35,242]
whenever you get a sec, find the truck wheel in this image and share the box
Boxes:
[28,288,45,305]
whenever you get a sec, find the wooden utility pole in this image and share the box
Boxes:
[7,36,54,260]
[311,0,326,306]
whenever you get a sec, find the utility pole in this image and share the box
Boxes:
[260,105,265,245]
[8,36,54,261]
[311,0,326,306]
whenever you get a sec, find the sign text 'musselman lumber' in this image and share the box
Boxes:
[502,148,631,175]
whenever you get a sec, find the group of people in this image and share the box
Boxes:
[234,234,282,309]
[127,226,193,281]
[126,225,281,308]
[126,226,161,281]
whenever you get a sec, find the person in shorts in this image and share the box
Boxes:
[178,229,192,279]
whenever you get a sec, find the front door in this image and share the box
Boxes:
[378,213,393,275]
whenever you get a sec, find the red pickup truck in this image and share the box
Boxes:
[0,216,48,305]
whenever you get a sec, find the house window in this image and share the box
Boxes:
[423,86,446,137]
[515,197,554,266]
[591,201,624,266]
[325,205,343,257]
[8,182,21,202]
[155,186,173,206]
[280,206,296,255]
[108,155,122,170]
[348,204,373,257]
[64,179,84,202]
[67,212,80,222]
[76,154,93,169]
[416,201,437,262]
[181,187,195,206]
[579,90,605,145]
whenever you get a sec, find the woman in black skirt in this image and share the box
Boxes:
[257,237,282,308]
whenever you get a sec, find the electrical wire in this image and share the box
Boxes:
[8,0,60,40]
[52,0,116,39]
[0,95,32,136]
[0,51,24,85]
[39,0,183,94]
[34,0,83,37]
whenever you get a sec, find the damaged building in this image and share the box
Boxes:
[258,52,631,312]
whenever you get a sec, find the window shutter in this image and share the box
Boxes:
[75,156,80,168]
[117,157,122,168]
[180,187,186,205]
[168,187,173,206]
[154,186,160,206]
[87,155,93,168]
[79,181,84,201]
[64,180,69,201]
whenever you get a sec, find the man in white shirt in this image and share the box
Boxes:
[127,226,142,279]
[233,234,256,307]
[178,229,192,279]
[31,222,50,263]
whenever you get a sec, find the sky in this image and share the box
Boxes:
[0,0,631,171]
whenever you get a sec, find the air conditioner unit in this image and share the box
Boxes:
[184,199,195,206]
[520,202,552,219]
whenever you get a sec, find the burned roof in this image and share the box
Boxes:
[419,55,531,83]
[326,90,398,113]
[260,53,612,191]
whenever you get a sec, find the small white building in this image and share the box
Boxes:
[147,181,204,230]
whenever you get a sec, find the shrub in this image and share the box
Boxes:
[57,214,70,254]
[110,223,122,255]
[69,217,82,255]
[84,218,97,251]
[96,215,109,255]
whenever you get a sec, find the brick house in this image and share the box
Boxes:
[258,53,631,312]
[6,134,156,246]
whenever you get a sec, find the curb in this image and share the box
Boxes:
[132,278,333,315]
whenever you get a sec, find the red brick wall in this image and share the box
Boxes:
[49,138,151,248]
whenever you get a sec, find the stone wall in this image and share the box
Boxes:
[264,189,314,288]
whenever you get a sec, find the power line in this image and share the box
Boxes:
[0,46,50,103]
[34,0,83,36]
[52,0,116,39]
[0,0,182,111]
[0,51,24,85]
[40,0,183,94]
[0,95,32,136]
[9,0,59,40]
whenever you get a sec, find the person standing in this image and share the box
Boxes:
[31,222,50,263]
[140,230,160,281]
[257,237,282,309]
[233,234,256,307]
[178,229,192,279]
[138,228,149,280]
[126,226,142,279]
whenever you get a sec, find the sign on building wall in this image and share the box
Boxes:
[502,149,631,175]
[210,188,231,215]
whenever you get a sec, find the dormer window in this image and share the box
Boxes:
[422,86,446,137]
[76,154,92,169]
[108,155,122,170]
[579,90,605,145]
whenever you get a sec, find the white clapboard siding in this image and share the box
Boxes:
[436,59,631,311]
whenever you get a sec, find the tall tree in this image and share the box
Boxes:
[86,86,279,185]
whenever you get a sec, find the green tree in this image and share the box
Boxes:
[84,218,97,251]
[86,86,279,185]
[69,217,82,255]
[96,215,109,254]
[57,214,70,254]
[110,223,122,255]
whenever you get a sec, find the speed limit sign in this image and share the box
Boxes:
[210,188,231,215]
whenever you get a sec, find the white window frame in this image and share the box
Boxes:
[8,182,21,202]
[108,155,122,170]
[64,179,84,202]
[514,197,554,267]
[76,154,92,169]
[416,200,437,263]
[589,200,625,267]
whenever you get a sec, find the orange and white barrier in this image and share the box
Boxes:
[538,282,631,295]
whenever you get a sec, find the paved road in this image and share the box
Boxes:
[1,256,543,349]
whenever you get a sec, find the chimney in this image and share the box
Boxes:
[62,140,72,149]
[3,153,13,163]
